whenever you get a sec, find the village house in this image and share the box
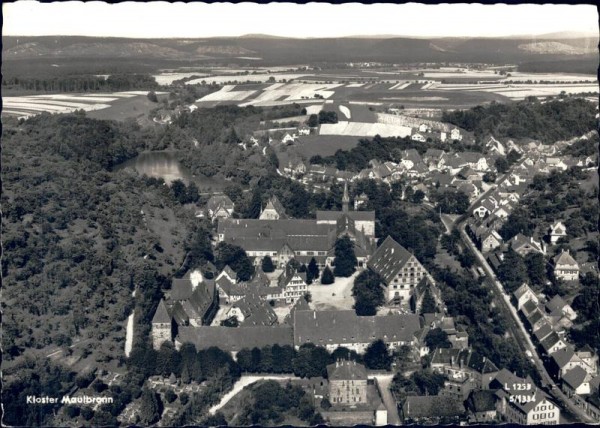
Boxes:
[485,136,506,156]
[473,197,498,218]
[354,192,369,210]
[562,366,592,397]
[513,283,538,311]
[423,148,446,170]
[477,227,503,253]
[418,123,431,133]
[540,331,569,355]
[430,348,500,393]
[466,390,499,423]
[293,309,421,353]
[491,369,560,425]
[551,346,599,379]
[277,263,308,304]
[281,132,297,144]
[508,233,546,256]
[548,221,567,244]
[545,295,577,322]
[552,250,580,281]
[450,128,463,141]
[411,133,426,142]
[298,125,311,135]
[197,195,235,220]
[367,235,434,307]
[283,160,307,177]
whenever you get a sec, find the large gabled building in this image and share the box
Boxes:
[367,236,434,307]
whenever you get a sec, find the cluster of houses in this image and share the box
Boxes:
[513,282,600,421]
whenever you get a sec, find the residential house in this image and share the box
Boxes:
[201,195,235,220]
[553,250,580,281]
[457,166,480,181]
[576,345,599,376]
[492,369,560,425]
[466,390,499,423]
[282,132,297,144]
[509,234,546,256]
[327,360,368,406]
[540,331,568,355]
[411,133,426,142]
[473,197,498,218]
[259,195,288,220]
[548,221,567,244]
[551,346,596,379]
[401,395,466,424]
[430,348,499,393]
[293,310,421,353]
[367,235,434,307]
[534,322,554,343]
[418,123,431,133]
[169,273,219,328]
[450,128,463,141]
[216,265,238,284]
[478,228,503,253]
[514,283,538,311]
[562,366,592,397]
[527,309,548,332]
[440,131,447,142]
[423,148,446,170]
[485,136,506,156]
[298,125,311,135]
[545,295,577,322]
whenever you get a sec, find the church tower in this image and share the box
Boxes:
[342,181,350,213]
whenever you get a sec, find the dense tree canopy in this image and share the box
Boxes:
[352,270,385,316]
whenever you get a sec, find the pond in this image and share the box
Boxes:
[114,151,227,191]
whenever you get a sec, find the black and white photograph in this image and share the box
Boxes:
[2,1,599,426]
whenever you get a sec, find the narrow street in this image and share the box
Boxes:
[371,374,401,425]
[458,224,595,423]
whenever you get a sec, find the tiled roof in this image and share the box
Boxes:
[367,236,414,285]
[152,300,171,324]
[293,310,421,347]
[540,331,562,351]
[514,283,534,300]
[546,295,568,314]
[316,210,375,222]
[176,325,293,352]
[553,250,579,268]
[233,293,278,327]
[551,346,577,369]
[534,323,554,342]
[207,195,234,212]
[563,366,589,389]
[466,389,498,413]
[327,360,368,380]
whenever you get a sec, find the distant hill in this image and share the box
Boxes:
[2,34,598,70]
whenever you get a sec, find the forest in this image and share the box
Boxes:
[2,73,159,93]
[441,97,597,143]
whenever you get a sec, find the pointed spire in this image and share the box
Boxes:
[342,181,349,213]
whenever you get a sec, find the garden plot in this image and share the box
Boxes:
[389,82,411,90]
[319,121,412,138]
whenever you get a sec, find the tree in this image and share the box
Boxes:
[203,412,228,426]
[321,266,334,285]
[495,157,509,173]
[307,114,319,128]
[525,253,547,287]
[147,91,158,102]
[318,111,338,124]
[261,256,275,273]
[483,171,497,183]
[307,257,320,284]
[363,339,392,370]
[214,242,254,281]
[424,328,452,350]
[164,389,177,403]
[419,288,437,314]
[352,270,384,316]
[139,388,162,425]
[333,236,357,277]
[412,189,425,204]
[246,189,263,219]
[497,249,528,293]
[220,316,239,327]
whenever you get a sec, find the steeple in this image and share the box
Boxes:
[342,181,349,213]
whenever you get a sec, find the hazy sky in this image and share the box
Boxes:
[3,2,598,39]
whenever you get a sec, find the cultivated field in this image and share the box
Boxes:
[319,121,412,138]
[2,91,169,122]
[430,82,599,99]
[186,73,310,85]
[152,72,209,85]
[196,85,257,102]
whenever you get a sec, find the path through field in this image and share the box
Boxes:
[124,310,135,358]
[209,375,301,415]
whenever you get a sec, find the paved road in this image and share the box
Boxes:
[208,374,301,415]
[370,374,401,425]
[458,224,595,424]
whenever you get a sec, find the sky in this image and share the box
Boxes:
[3,2,598,39]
